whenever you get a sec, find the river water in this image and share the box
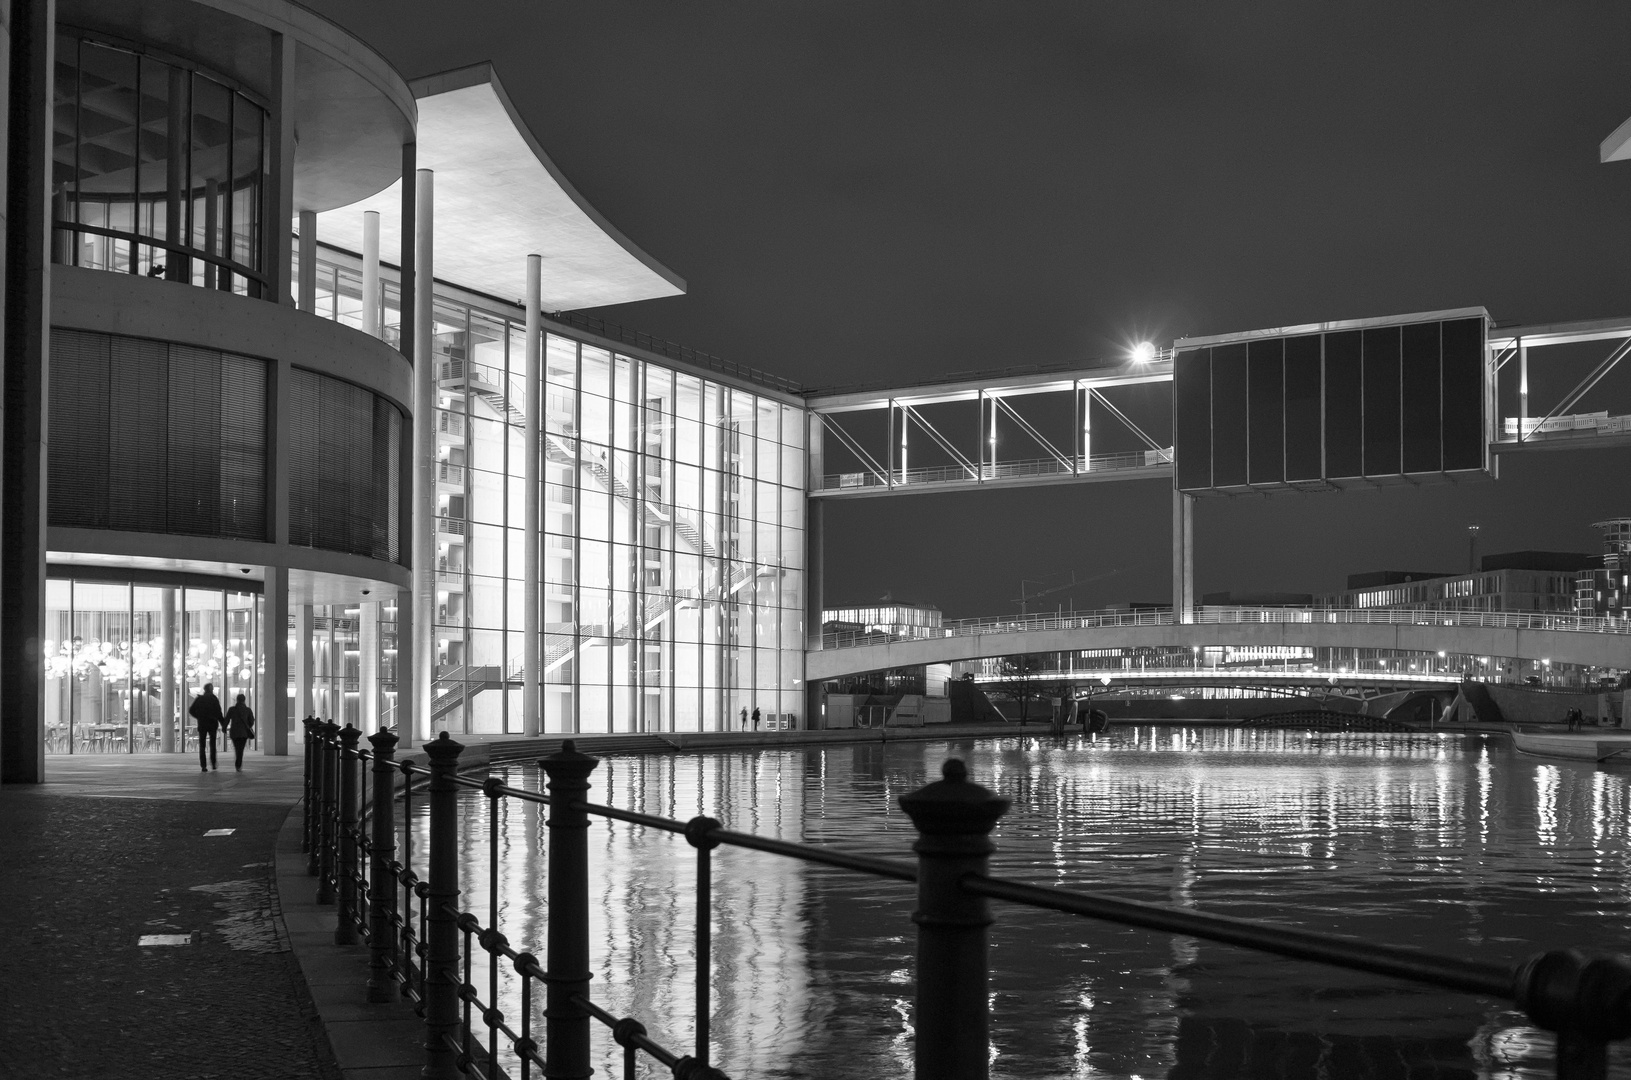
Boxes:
[420,727,1631,1079]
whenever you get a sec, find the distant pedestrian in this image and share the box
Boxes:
[189,683,225,772]
[740,706,748,731]
[752,707,762,731]
[225,694,256,771]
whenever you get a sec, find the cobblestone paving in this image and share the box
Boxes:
[0,791,342,1079]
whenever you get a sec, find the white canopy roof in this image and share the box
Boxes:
[317,64,684,312]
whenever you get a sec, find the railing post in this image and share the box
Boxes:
[1513,948,1631,1080]
[335,723,362,945]
[316,720,340,903]
[305,717,323,875]
[899,759,1010,1080]
[301,717,316,854]
[423,731,465,1079]
[367,728,400,1003]
[541,740,600,1080]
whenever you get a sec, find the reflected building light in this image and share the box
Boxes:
[1536,765,1560,846]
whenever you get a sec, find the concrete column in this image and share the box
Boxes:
[395,587,414,749]
[297,209,317,313]
[361,211,380,338]
[1172,489,1194,624]
[294,603,314,722]
[412,168,435,744]
[1518,339,1529,433]
[160,589,177,752]
[523,254,542,736]
[263,567,290,754]
[359,599,379,730]
[267,33,296,304]
[1,0,55,784]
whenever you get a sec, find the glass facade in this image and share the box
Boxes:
[45,576,260,754]
[305,248,809,734]
[52,29,268,296]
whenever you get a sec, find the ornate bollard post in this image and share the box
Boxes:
[541,740,600,1080]
[306,718,324,875]
[422,732,465,1080]
[301,717,316,854]
[899,759,1010,1080]
[1513,948,1631,1080]
[335,723,362,945]
[316,720,340,903]
[367,728,400,1003]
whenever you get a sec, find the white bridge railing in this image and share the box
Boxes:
[821,605,1631,650]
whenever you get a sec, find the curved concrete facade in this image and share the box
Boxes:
[807,622,1631,682]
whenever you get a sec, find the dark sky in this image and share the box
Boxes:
[311,1,1631,617]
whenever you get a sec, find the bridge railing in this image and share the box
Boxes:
[822,605,1631,649]
[819,449,1169,492]
[304,721,1631,1080]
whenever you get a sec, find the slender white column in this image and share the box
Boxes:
[394,588,414,748]
[263,567,290,754]
[359,600,379,730]
[412,169,436,743]
[294,603,314,721]
[1518,339,1529,432]
[1172,489,1194,624]
[362,211,381,338]
[523,255,543,735]
[297,210,317,313]
[159,589,177,753]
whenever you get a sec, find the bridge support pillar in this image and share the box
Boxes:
[1172,489,1194,623]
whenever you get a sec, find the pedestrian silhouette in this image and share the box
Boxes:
[189,683,225,772]
[740,706,748,731]
[752,706,762,731]
[225,694,256,771]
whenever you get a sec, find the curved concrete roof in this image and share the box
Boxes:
[60,0,416,214]
[317,63,686,312]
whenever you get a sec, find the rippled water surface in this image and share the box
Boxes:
[416,728,1631,1079]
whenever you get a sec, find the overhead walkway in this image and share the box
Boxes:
[807,606,1631,681]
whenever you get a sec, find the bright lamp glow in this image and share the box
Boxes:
[1131,341,1157,363]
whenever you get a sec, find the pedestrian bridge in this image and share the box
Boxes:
[805,607,1631,681]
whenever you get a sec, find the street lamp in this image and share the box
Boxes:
[1131,341,1157,364]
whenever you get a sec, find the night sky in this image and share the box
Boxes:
[310,1,1631,617]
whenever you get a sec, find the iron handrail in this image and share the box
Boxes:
[307,724,1631,1080]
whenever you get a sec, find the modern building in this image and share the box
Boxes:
[2,0,812,778]
[1316,552,1592,614]
[1575,519,1631,618]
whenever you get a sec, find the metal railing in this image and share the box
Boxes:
[823,604,1631,649]
[302,719,1631,1080]
[820,449,1171,492]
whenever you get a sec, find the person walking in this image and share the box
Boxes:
[224,693,256,771]
[751,706,762,731]
[740,706,749,731]
[189,683,225,772]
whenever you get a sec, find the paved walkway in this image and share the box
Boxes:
[0,754,343,1079]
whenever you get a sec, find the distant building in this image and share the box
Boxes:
[1576,519,1631,617]
[1319,552,1592,613]
[1200,591,1314,607]
[822,604,943,639]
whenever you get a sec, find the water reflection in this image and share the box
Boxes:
[412,728,1631,1079]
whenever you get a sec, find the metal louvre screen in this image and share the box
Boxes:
[288,367,405,564]
[1173,310,1490,495]
[48,329,267,539]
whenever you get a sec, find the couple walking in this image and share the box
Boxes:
[189,683,256,772]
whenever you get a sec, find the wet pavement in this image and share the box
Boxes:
[0,754,341,1079]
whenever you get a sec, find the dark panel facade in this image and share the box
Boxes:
[1173,347,1212,490]
[1362,327,1401,475]
[1175,313,1487,494]
[1440,317,1484,472]
[1210,343,1249,488]
[1400,321,1442,473]
[1324,330,1364,479]
[1283,334,1322,481]
[1247,339,1284,485]
[288,367,405,564]
[48,329,268,539]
